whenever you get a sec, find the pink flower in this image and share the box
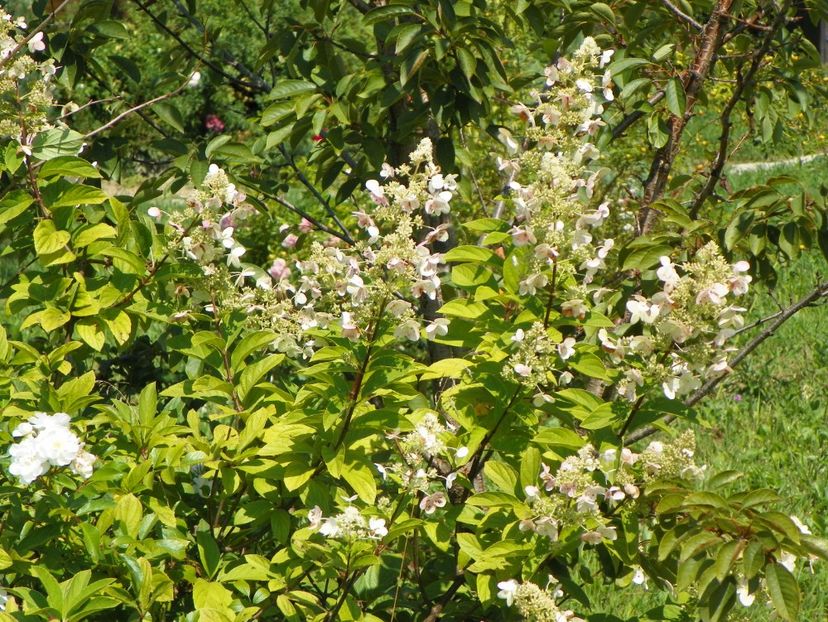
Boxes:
[282,234,299,249]
[205,114,225,133]
[299,218,314,233]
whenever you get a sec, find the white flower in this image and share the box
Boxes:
[514,363,532,378]
[696,282,729,306]
[519,273,548,296]
[575,78,593,93]
[394,319,421,342]
[308,506,323,529]
[70,450,96,479]
[455,446,469,459]
[365,179,387,205]
[599,49,615,68]
[147,206,162,219]
[368,517,388,538]
[557,337,576,360]
[379,162,395,179]
[424,191,452,215]
[632,566,648,588]
[188,71,202,88]
[512,328,525,343]
[28,31,45,53]
[524,485,540,499]
[602,70,614,101]
[340,312,360,341]
[425,318,450,340]
[736,576,755,607]
[497,580,519,606]
[419,492,447,514]
[656,256,681,291]
[510,226,536,246]
[790,515,812,535]
[779,551,797,572]
[626,297,660,325]
[318,517,340,538]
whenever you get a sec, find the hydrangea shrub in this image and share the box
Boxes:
[0,8,826,622]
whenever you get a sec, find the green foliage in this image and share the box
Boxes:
[0,0,827,621]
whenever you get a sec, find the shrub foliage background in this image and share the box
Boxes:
[1,1,828,621]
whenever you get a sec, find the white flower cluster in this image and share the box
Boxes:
[521,434,704,543]
[0,10,58,140]
[497,579,583,622]
[598,243,752,402]
[8,412,95,484]
[308,505,387,541]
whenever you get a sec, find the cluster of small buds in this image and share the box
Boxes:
[506,323,571,388]
[308,505,387,541]
[640,431,703,480]
[497,579,584,622]
[8,412,96,484]
[399,412,448,461]
[0,10,58,140]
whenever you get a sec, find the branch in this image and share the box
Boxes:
[130,0,264,96]
[638,0,735,233]
[0,0,73,70]
[278,145,354,244]
[690,0,792,216]
[662,0,703,31]
[251,186,349,243]
[611,91,665,140]
[627,279,828,443]
[83,77,190,139]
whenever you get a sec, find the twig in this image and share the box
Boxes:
[662,0,703,31]
[84,77,191,139]
[252,186,349,243]
[278,145,354,243]
[130,0,264,95]
[0,0,74,70]
[611,92,665,140]
[626,280,828,443]
[58,97,120,120]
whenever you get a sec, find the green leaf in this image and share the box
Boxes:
[394,23,422,54]
[420,358,472,380]
[341,460,377,504]
[665,78,686,117]
[38,156,101,180]
[485,462,517,494]
[567,352,609,381]
[364,5,419,25]
[46,184,108,209]
[451,263,493,287]
[589,2,615,24]
[152,101,185,133]
[261,102,294,127]
[192,579,233,611]
[764,563,800,621]
[438,298,488,319]
[34,220,71,255]
[76,319,105,350]
[197,530,221,580]
[74,223,116,248]
[270,80,317,99]
[31,128,85,161]
[457,48,476,81]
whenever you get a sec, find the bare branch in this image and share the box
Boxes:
[662,0,703,31]
[84,77,190,139]
[690,0,792,216]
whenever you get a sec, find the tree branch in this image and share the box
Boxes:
[690,0,792,217]
[638,0,735,233]
[662,0,703,31]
